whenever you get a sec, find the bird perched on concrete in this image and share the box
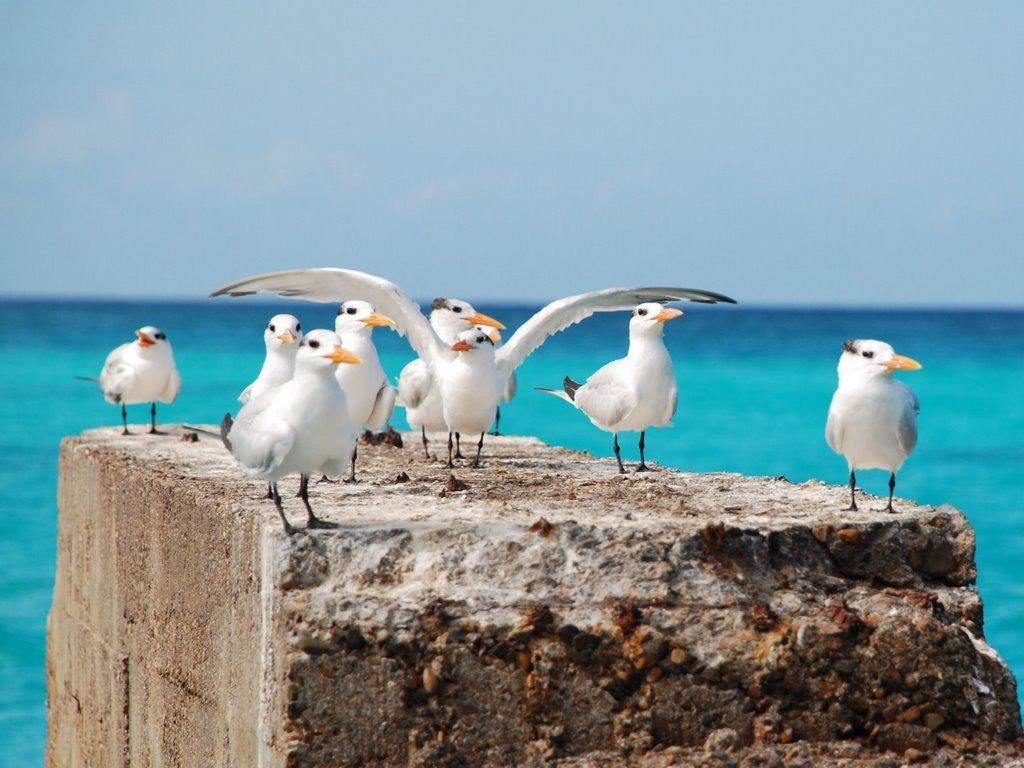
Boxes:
[94,326,180,435]
[220,329,361,534]
[332,300,397,481]
[538,303,689,473]
[237,313,303,499]
[397,298,505,458]
[212,268,736,470]
[475,324,516,435]
[238,314,303,403]
[825,339,922,512]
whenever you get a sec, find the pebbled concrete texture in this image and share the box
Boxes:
[46,426,1021,767]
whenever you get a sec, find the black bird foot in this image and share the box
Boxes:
[882,504,897,514]
[845,503,858,512]
[148,428,166,435]
[121,428,132,436]
[316,475,337,485]
[343,477,360,485]
[280,521,298,536]
[489,430,501,437]
[307,517,339,530]
[617,467,627,475]
[472,459,482,469]
[635,463,652,473]
[454,451,465,460]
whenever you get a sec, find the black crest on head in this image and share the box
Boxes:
[431,298,449,311]
[842,340,858,354]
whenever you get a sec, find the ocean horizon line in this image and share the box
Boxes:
[2,293,1023,314]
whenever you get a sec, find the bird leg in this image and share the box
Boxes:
[300,474,338,529]
[271,483,296,535]
[635,430,650,472]
[613,434,626,474]
[490,406,502,436]
[446,432,455,468]
[885,472,897,513]
[148,402,165,435]
[121,404,131,435]
[266,482,274,499]
[344,446,359,484]
[472,432,484,468]
[421,426,430,459]
[846,470,858,511]
[455,432,465,459]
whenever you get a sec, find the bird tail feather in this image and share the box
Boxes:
[563,376,581,401]
[535,386,575,406]
[182,424,221,438]
[219,413,234,451]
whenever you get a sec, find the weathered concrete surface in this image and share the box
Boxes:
[47,426,1021,767]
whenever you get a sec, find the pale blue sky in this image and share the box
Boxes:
[1,2,1022,305]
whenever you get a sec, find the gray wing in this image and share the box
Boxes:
[663,385,678,424]
[825,392,845,455]
[895,382,919,455]
[366,382,396,430]
[212,268,450,366]
[229,405,295,476]
[503,369,517,402]
[159,366,181,404]
[574,360,637,428]
[98,343,135,404]
[496,286,736,376]
[397,357,433,410]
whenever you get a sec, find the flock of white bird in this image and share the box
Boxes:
[90,267,922,534]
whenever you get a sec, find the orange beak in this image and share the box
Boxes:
[361,312,396,328]
[135,330,155,347]
[883,354,922,371]
[324,346,362,365]
[485,328,502,343]
[276,329,296,343]
[654,307,684,323]
[465,312,505,330]
[451,340,472,352]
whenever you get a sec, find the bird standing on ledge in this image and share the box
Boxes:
[96,326,180,435]
[826,339,922,512]
[221,329,361,534]
[538,303,687,473]
[333,300,398,482]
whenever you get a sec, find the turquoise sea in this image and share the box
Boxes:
[0,298,1021,765]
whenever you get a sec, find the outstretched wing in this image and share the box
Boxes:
[212,268,449,366]
[496,286,736,376]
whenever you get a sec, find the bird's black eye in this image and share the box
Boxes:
[452,306,462,313]
[347,307,357,315]
[862,351,874,359]
[295,323,301,331]
[637,308,647,316]
[477,336,485,343]
[155,333,165,340]
[269,324,276,332]
[309,339,320,349]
